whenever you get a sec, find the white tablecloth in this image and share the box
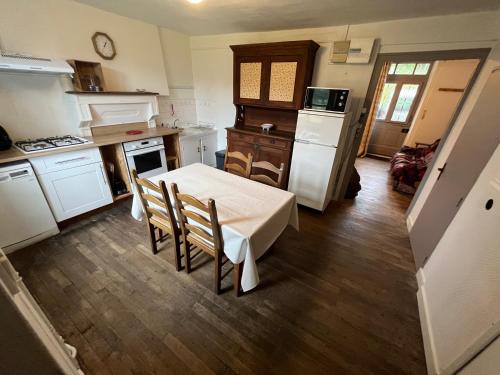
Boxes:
[131,163,299,292]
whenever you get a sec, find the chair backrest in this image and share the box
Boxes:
[224,151,253,178]
[250,161,285,188]
[171,183,223,253]
[132,170,178,233]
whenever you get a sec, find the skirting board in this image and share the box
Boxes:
[406,214,414,232]
[416,269,439,375]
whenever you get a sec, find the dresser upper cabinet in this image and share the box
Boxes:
[231,41,319,110]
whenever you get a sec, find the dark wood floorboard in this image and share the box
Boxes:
[8,157,425,375]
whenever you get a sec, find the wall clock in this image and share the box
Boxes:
[92,32,116,60]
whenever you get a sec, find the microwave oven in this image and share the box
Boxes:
[303,87,351,113]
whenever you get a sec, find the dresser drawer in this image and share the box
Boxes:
[257,136,290,149]
[229,131,255,144]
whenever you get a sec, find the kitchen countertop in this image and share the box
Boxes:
[0,127,181,164]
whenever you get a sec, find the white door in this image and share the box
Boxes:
[180,137,201,167]
[201,134,217,167]
[288,141,337,211]
[418,144,500,375]
[38,162,113,222]
[404,59,479,147]
[296,111,347,147]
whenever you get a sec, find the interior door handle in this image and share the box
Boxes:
[437,163,447,180]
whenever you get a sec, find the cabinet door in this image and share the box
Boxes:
[267,55,303,109]
[227,139,257,161]
[235,56,266,105]
[201,134,217,167]
[180,137,201,167]
[38,162,113,222]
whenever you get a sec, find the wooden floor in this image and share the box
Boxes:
[9,157,425,375]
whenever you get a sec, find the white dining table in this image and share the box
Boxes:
[131,163,299,292]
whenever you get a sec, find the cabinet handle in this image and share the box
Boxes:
[197,147,201,153]
[100,164,108,185]
[203,145,207,151]
[55,156,88,164]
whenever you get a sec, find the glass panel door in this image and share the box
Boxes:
[391,84,420,122]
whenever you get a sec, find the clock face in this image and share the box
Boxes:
[92,32,116,60]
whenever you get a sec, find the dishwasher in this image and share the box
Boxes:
[0,161,59,253]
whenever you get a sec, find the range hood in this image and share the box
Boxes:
[0,52,74,74]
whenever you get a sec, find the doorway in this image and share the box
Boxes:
[353,48,489,207]
[368,62,431,156]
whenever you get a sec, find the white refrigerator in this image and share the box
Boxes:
[288,110,352,211]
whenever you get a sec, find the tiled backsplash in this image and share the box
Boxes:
[156,88,214,128]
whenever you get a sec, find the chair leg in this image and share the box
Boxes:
[173,234,182,272]
[233,262,243,297]
[184,241,192,274]
[147,223,158,255]
[158,228,163,240]
[215,251,222,295]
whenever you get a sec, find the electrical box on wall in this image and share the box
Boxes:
[330,38,375,64]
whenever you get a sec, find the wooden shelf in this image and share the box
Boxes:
[113,192,133,202]
[65,91,159,96]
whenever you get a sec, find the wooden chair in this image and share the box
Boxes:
[250,161,285,188]
[224,151,253,178]
[132,170,182,271]
[171,183,241,295]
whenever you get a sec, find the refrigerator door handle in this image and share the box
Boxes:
[295,139,337,148]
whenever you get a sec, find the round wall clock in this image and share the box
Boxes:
[92,32,116,60]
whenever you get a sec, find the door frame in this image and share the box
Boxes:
[358,48,490,207]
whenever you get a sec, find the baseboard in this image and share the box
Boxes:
[417,270,439,375]
[406,214,414,232]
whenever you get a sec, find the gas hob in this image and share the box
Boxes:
[15,135,92,154]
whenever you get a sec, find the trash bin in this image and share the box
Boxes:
[215,149,225,170]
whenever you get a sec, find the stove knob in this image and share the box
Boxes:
[339,102,343,106]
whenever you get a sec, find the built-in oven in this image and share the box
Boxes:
[304,87,351,113]
[123,137,168,179]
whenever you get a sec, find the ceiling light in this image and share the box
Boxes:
[187,0,203,3]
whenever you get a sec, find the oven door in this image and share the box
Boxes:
[125,145,168,179]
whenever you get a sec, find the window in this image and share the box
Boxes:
[388,62,432,76]
[388,63,397,75]
[391,84,419,122]
[414,63,431,75]
[395,63,416,75]
[376,83,397,120]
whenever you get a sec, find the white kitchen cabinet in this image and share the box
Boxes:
[37,162,113,222]
[180,136,202,167]
[180,130,218,167]
[201,133,217,167]
[31,148,113,222]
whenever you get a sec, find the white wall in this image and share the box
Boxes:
[0,0,169,139]
[190,11,500,149]
[156,28,198,128]
[404,59,479,147]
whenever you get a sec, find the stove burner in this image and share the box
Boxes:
[15,135,92,153]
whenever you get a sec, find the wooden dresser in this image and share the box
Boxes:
[226,40,319,188]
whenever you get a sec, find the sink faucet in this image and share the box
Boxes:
[173,119,180,129]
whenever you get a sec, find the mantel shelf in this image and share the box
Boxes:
[65,91,159,96]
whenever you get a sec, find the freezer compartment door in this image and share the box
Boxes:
[288,141,337,211]
[295,111,347,147]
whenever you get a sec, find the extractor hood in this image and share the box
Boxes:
[0,51,74,74]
